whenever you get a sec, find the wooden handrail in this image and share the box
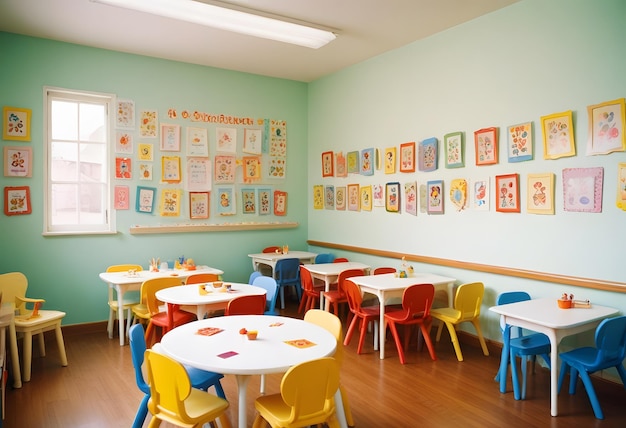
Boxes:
[307,240,625,293]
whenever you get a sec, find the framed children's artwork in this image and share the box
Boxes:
[161,156,181,183]
[360,185,372,211]
[335,152,347,177]
[404,181,417,216]
[136,186,156,214]
[373,184,384,207]
[160,124,180,151]
[186,127,209,157]
[138,163,153,180]
[335,186,346,210]
[216,127,237,153]
[114,185,130,210]
[617,163,626,211]
[322,151,334,177]
[360,148,374,176]
[507,122,533,162]
[216,187,236,216]
[160,188,181,217]
[115,157,132,179]
[399,142,415,172]
[258,188,272,215]
[474,127,498,165]
[385,182,400,213]
[384,147,396,174]
[115,99,135,130]
[138,143,154,161]
[347,183,360,211]
[186,157,211,191]
[4,186,31,216]
[495,173,520,213]
[426,180,444,214]
[243,156,262,182]
[346,151,359,174]
[241,188,256,214]
[243,128,263,154]
[449,178,467,211]
[563,167,603,213]
[527,173,555,215]
[419,184,427,213]
[189,191,210,219]
[3,107,31,141]
[444,132,464,168]
[471,178,490,211]
[115,131,133,154]
[313,185,324,209]
[325,185,335,210]
[267,156,286,179]
[139,110,157,138]
[541,111,576,159]
[4,146,32,177]
[586,98,626,155]
[214,155,236,183]
[274,190,287,216]
[418,137,438,172]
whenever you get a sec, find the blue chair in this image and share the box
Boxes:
[557,315,626,419]
[274,257,301,309]
[315,253,335,264]
[128,324,226,428]
[248,271,263,285]
[495,291,551,400]
[252,275,279,315]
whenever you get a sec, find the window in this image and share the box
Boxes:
[44,87,115,234]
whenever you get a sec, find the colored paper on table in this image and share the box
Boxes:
[196,327,223,336]
[269,322,284,327]
[284,339,316,348]
[217,351,239,359]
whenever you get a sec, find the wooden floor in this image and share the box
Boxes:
[4,299,626,428]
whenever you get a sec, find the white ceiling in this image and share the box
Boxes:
[0,0,519,82]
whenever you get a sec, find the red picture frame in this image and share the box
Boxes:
[474,127,498,165]
[495,173,520,212]
[4,185,32,216]
[274,190,287,216]
[399,142,415,172]
[321,151,334,177]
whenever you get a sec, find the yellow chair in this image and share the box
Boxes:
[145,349,231,428]
[142,277,188,346]
[252,357,341,428]
[0,272,68,382]
[106,264,143,339]
[430,281,489,362]
[304,309,354,427]
[185,273,220,284]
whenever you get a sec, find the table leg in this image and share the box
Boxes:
[117,285,126,346]
[378,291,386,359]
[334,389,348,428]
[547,331,558,417]
[235,374,251,428]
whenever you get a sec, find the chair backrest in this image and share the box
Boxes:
[0,272,28,313]
[185,273,219,284]
[333,258,349,263]
[225,294,267,316]
[252,276,279,314]
[275,258,301,285]
[454,282,485,321]
[593,316,626,368]
[304,309,343,365]
[129,323,149,394]
[280,357,340,425]
[299,266,315,292]
[315,253,335,264]
[106,264,143,273]
[263,246,280,253]
[373,267,396,275]
[248,271,263,285]
[401,283,435,321]
[496,291,531,336]
[145,349,193,424]
[343,279,364,314]
[337,269,365,293]
[142,277,184,316]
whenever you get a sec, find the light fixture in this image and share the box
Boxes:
[91,0,336,49]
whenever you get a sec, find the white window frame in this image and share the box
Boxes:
[43,87,116,235]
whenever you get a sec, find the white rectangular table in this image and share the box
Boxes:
[300,262,371,309]
[248,251,317,275]
[489,297,619,416]
[349,272,457,359]
[99,266,224,345]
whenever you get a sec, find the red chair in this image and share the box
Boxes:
[373,267,396,275]
[323,269,364,317]
[225,294,267,316]
[262,246,280,253]
[298,266,324,313]
[343,279,380,354]
[143,277,195,346]
[333,257,349,263]
[384,283,437,364]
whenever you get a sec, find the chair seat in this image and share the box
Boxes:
[109,297,140,309]
[15,309,66,327]
[150,309,196,330]
[510,334,550,354]
[429,307,459,322]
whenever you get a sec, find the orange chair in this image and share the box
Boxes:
[373,267,396,275]
[143,277,195,346]
[333,257,349,263]
[343,279,380,354]
[262,246,280,253]
[298,266,323,313]
[323,269,364,317]
[186,273,219,284]
[384,283,437,364]
[225,294,267,316]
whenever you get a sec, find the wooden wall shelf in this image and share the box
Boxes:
[130,222,299,235]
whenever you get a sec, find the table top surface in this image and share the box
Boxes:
[349,272,457,290]
[301,262,370,275]
[489,297,620,329]
[160,315,336,375]
[155,282,265,305]
[247,251,317,261]
[98,266,224,285]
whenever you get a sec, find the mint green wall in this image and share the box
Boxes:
[0,32,309,325]
[307,0,626,344]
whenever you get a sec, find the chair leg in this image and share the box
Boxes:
[357,318,369,354]
[521,356,528,400]
[23,331,33,382]
[37,332,46,357]
[344,316,359,346]
[339,384,355,427]
[419,324,437,361]
[387,321,406,364]
[510,351,522,400]
[132,394,150,428]
[578,370,604,419]
[471,319,489,356]
[444,322,464,362]
[55,324,68,367]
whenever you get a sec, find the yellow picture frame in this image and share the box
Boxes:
[586,98,626,155]
[3,107,31,141]
[527,173,555,215]
[541,110,576,159]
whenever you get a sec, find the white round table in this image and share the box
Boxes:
[160,315,337,428]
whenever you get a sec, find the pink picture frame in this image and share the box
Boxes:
[347,184,360,211]
[114,185,130,210]
[474,127,498,165]
[562,167,603,213]
[322,151,334,177]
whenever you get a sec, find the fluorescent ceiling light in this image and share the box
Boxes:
[91,0,336,49]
